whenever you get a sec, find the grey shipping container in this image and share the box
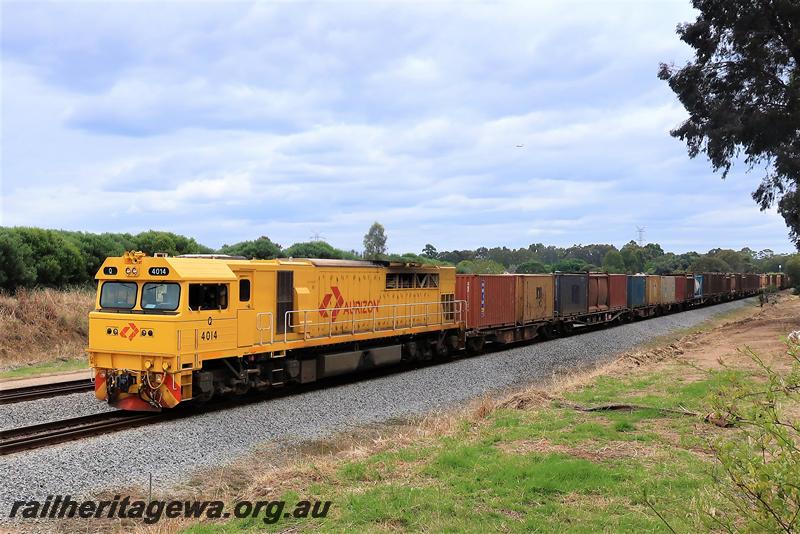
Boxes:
[555,273,588,317]
[627,275,646,308]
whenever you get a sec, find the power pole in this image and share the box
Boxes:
[636,226,646,247]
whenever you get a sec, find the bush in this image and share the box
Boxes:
[282,241,358,260]
[219,236,281,259]
[456,259,505,274]
[516,260,549,274]
[698,341,800,532]
[0,227,213,291]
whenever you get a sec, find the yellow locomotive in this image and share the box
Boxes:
[89,252,464,411]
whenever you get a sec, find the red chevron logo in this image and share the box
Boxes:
[119,322,140,341]
[319,286,345,320]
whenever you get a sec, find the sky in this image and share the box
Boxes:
[0,0,794,255]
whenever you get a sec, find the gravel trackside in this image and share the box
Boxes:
[1,298,756,525]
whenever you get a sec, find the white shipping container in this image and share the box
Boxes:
[660,276,677,304]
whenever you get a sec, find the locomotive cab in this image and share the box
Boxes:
[89,251,241,411]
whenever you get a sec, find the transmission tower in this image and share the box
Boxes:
[309,231,325,242]
[636,226,646,246]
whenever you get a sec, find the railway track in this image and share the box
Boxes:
[0,378,94,404]
[0,411,167,455]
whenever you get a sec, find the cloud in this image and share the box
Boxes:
[0,1,793,254]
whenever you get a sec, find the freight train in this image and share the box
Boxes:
[88,252,788,411]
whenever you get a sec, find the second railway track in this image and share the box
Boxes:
[0,411,167,455]
[0,378,94,404]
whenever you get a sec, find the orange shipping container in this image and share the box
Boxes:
[456,275,516,329]
[515,275,554,324]
[588,273,610,312]
[608,274,627,310]
[646,275,662,305]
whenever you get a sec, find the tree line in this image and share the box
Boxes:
[0,226,795,291]
[424,241,795,278]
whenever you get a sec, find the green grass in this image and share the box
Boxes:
[0,357,88,379]
[182,368,746,534]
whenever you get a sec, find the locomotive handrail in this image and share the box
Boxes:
[282,299,466,344]
[255,312,274,345]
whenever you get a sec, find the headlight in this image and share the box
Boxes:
[125,267,132,275]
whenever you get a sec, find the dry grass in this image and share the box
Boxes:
[0,287,95,370]
[495,437,660,462]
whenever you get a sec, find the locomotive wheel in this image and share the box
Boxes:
[434,339,451,360]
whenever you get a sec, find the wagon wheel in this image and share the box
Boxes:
[466,336,485,355]
[559,322,575,336]
[537,324,555,341]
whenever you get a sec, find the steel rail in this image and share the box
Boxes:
[0,379,94,404]
[0,411,166,455]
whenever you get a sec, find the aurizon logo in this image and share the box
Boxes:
[319,286,380,320]
[119,322,140,341]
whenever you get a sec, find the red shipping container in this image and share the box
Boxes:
[588,273,609,312]
[674,275,687,302]
[608,274,627,310]
[456,275,517,329]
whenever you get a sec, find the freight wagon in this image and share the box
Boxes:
[457,269,765,344]
[455,274,554,346]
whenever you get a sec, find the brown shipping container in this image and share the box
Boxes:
[645,275,662,305]
[684,275,695,301]
[660,276,677,304]
[515,275,554,324]
[674,275,687,302]
[456,275,516,329]
[748,274,759,291]
[588,273,610,312]
[703,273,725,295]
[608,274,627,310]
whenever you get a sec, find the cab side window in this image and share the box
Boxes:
[189,284,228,311]
[239,279,251,302]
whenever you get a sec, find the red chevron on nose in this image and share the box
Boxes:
[119,322,140,341]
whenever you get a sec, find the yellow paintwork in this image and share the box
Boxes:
[89,254,460,403]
